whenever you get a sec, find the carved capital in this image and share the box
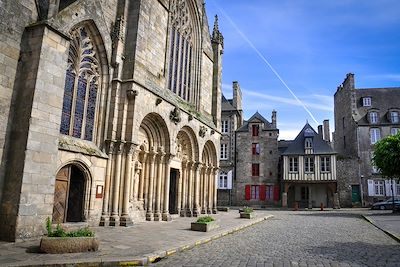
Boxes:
[125,142,138,155]
[114,141,125,155]
[104,140,115,154]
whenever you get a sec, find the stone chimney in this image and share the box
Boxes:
[232,81,242,111]
[318,125,323,137]
[271,110,277,128]
[323,119,330,142]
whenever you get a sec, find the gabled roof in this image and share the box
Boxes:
[282,123,334,155]
[236,111,275,132]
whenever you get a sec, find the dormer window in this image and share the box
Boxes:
[369,112,378,124]
[305,138,313,149]
[363,97,371,107]
[390,111,399,123]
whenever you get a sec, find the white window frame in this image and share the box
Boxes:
[363,97,371,107]
[369,112,378,124]
[304,157,314,173]
[220,143,228,159]
[289,157,298,172]
[305,138,312,149]
[221,120,229,134]
[320,156,331,172]
[391,128,400,136]
[374,180,384,196]
[251,185,260,199]
[218,172,228,189]
[391,111,399,124]
[370,128,381,144]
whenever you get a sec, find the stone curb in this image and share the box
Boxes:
[362,215,400,243]
[11,215,274,267]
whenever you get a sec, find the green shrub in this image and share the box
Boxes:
[45,217,95,237]
[196,216,215,223]
[243,207,253,214]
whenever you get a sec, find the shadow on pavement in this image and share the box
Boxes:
[305,241,400,266]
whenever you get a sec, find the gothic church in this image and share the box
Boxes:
[0,0,223,241]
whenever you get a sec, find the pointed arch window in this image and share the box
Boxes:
[60,27,100,141]
[168,0,194,103]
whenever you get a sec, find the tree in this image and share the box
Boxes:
[372,132,400,213]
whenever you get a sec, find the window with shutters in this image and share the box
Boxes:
[60,27,100,141]
[218,172,228,189]
[374,181,384,196]
[289,157,298,172]
[252,163,260,176]
[252,125,259,136]
[251,185,260,199]
[252,143,260,155]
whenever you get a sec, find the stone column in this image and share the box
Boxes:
[282,192,288,208]
[120,142,137,226]
[110,141,124,226]
[201,167,207,214]
[212,168,218,214]
[133,161,141,201]
[193,163,201,217]
[207,168,213,214]
[176,167,182,215]
[146,148,156,221]
[138,152,147,202]
[186,162,193,217]
[162,154,172,221]
[100,140,114,226]
[154,148,165,221]
[180,162,187,217]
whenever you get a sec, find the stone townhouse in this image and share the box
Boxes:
[234,112,280,206]
[217,81,243,206]
[281,122,339,209]
[0,0,223,241]
[334,73,400,207]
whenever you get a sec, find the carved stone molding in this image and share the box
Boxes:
[170,106,181,125]
[111,16,125,48]
[126,89,138,100]
[199,126,207,138]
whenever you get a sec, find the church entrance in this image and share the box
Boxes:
[52,165,86,223]
[169,168,178,214]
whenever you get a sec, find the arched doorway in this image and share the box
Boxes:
[52,164,87,223]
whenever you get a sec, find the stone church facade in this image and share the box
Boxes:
[0,0,223,241]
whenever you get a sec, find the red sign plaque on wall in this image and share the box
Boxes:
[96,185,103,198]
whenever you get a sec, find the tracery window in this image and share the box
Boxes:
[168,0,194,102]
[60,27,100,141]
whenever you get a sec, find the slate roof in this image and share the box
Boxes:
[236,111,275,132]
[353,87,400,125]
[221,94,237,111]
[282,123,334,155]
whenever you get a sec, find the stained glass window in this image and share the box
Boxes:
[60,26,99,142]
[168,0,194,103]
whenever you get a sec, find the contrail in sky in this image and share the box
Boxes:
[211,2,319,125]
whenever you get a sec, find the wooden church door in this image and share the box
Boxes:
[52,166,70,224]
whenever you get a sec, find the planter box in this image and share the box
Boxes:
[240,212,255,219]
[191,221,219,232]
[40,236,99,254]
[217,207,229,212]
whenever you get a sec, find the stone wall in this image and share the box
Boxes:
[336,157,359,207]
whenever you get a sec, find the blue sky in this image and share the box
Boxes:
[205,0,400,140]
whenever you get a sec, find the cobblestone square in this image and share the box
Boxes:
[154,210,400,267]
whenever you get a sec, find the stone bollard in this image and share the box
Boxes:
[320,203,324,211]
[294,202,298,211]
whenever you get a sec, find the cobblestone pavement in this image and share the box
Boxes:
[154,210,400,267]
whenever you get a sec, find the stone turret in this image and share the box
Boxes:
[211,15,223,129]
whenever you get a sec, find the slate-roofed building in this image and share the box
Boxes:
[217,82,243,206]
[334,73,400,207]
[281,122,339,209]
[234,111,280,206]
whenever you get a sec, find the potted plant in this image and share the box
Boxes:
[39,218,99,254]
[191,216,219,232]
[240,207,255,219]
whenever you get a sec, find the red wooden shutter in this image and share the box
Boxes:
[260,185,266,200]
[273,185,280,201]
[245,185,251,200]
